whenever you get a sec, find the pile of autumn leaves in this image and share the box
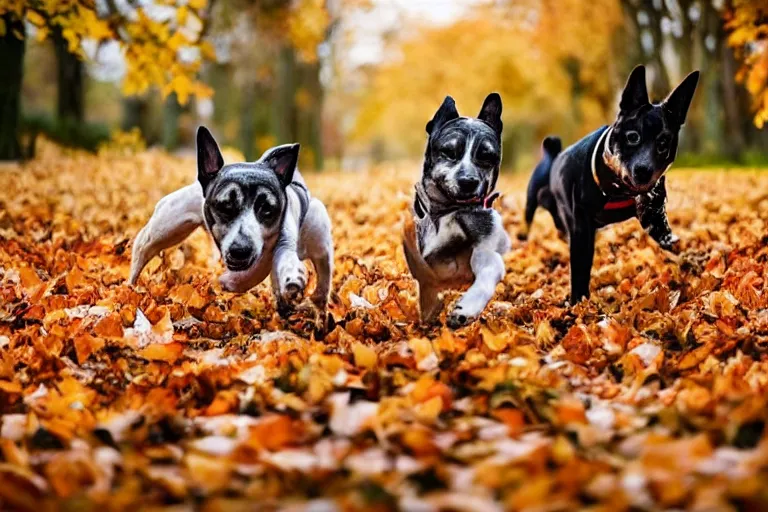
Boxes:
[1,140,768,510]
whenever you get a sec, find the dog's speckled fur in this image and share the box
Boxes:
[403,94,510,328]
[129,127,334,336]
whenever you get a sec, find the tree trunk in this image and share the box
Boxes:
[620,1,670,98]
[644,4,671,98]
[721,46,745,160]
[53,27,84,123]
[0,14,25,161]
[673,0,704,153]
[562,57,583,129]
[121,96,152,143]
[240,85,256,160]
[297,61,324,170]
[162,93,181,151]
[273,45,297,145]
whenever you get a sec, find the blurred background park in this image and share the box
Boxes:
[0,0,766,171]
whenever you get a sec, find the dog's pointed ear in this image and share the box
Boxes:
[260,143,300,186]
[478,92,503,136]
[197,126,224,194]
[426,96,459,135]
[663,70,700,127]
[619,65,649,113]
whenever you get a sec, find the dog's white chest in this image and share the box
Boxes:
[420,214,465,260]
[418,214,473,285]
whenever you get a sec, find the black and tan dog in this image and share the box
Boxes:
[403,94,511,328]
[522,65,699,303]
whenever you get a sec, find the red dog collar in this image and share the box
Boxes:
[603,198,635,210]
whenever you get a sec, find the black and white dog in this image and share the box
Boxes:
[403,94,511,328]
[129,127,334,335]
[522,66,699,303]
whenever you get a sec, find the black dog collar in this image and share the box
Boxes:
[413,182,500,220]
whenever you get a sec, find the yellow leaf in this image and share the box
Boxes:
[177,5,188,25]
[26,10,45,27]
[481,327,511,352]
[352,342,377,369]
[200,41,216,60]
[414,396,443,423]
[138,342,184,363]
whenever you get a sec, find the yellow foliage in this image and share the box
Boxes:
[251,0,331,63]
[0,0,215,105]
[350,0,622,159]
[288,0,330,63]
[97,128,146,156]
[726,1,768,127]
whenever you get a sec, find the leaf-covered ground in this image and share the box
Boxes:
[1,141,768,511]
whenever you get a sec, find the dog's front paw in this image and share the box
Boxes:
[278,262,307,303]
[275,297,295,319]
[658,233,681,253]
[446,304,475,329]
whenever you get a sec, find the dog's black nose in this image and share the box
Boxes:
[457,176,480,194]
[633,165,654,184]
[227,243,252,264]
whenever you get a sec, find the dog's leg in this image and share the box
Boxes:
[540,188,568,238]
[568,212,596,304]
[129,183,204,284]
[271,204,307,316]
[402,216,445,323]
[447,247,505,328]
[519,179,541,240]
[298,198,334,336]
[637,177,679,252]
[419,283,443,323]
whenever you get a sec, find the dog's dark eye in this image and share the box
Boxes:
[258,204,277,221]
[440,147,458,161]
[657,135,670,154]
[215,200,237,218]
[475,149,497,167]
[625,131,641,146]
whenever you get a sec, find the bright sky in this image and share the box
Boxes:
[344,0,485,67]
[84,0,485,82]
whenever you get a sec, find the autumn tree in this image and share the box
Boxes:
[0,0,216,160]
[205,0,332,167]
[349,0,622,167]
[349,0,764,167]
[0,11,25,159]
[725,0,768,128]
[619,0,768,160]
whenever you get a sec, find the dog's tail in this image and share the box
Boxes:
[520,136,562,240]
[541,136,562,158]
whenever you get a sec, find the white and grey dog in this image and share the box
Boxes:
[129,127,334,336]
[403,94,511,328]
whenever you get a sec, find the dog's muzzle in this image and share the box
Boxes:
[225,244,256,271]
